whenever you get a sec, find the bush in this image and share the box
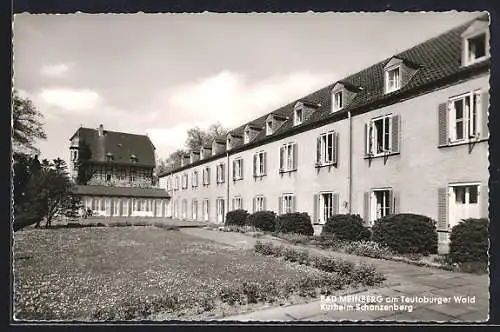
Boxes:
[449,218,488,264]
[372,213,438,255]
[321,214,371,241]
[275,213,314,236]
[316,234,346,251]
[275,232,313,245]
[225,209,249,226]
[246,211,277,232]
[343,240,394,259]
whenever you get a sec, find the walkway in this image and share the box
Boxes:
[181,228,489,322]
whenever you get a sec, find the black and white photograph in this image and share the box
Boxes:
[11,11,490,322]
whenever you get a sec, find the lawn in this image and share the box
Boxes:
[14,226,372,321]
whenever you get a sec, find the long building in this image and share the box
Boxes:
[158,15,490,252]
[69,124,170,217]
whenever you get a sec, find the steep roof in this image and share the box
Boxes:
[160,15,490,177]
[71,185,169,198]
[71,127,156,168]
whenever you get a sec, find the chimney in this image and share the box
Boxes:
[98,124,104,136]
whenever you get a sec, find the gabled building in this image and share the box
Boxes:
[69,124,169,217]
[158,15,490,253]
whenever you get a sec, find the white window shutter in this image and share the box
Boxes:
[364,123,370,156]
[437,187,448,231]
[253,154,257,176]
[293,144,298,170]
[278,196,283,215]
[279,146,284,170]
[391,115,400,153]
[221,164,225,182]
[332,132,338,165]
[388,190,394,215]
[241,159,244,179]
[316,136,321,164]
[363,192,370,224]
[292,196,297,213]
[482,91,489,139]
[232,160,236,180]
[253,197,256,213]
[263,196,267,211]
[263,152,267,175]
[207,168,210,185]
[438,102,449,146]
[313,194,318,223]
[333,193,339,214]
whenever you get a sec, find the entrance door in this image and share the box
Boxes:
[449,184,480,228]
[216,199,225,224]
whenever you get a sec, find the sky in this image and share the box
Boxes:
[13,11,481,165]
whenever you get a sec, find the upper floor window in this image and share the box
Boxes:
[202,167,210,186]
[365,114,400,157]
[385,67,401,93]
[192,171,199,187]
[253,151,267,177]
[294,107,303,126]
[130,154,138,163]
[174,176,179,190]
[232,158,244,181]
[447,91,482,143]
[316,132,338,166]
[279,143,297,172]
[71,150,78,162]
[106,153,113,162]
[216,163,225,183]
[182,173,188,189]
[333,91,343,111]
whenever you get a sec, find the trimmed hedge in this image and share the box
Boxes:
[449,218,488,263]
[246,211,277,232]
[225,209,249,226]
[275,212,314,236]
[321,214,371,241]
[372,213,438,255]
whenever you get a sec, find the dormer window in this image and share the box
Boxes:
[333,91,343,111]
[294,107,303,126]
[385,66,401,93]
[226,137,231,150]
[244,129,250,144]
[130,154,137,163]
[266,121,273,135]
[106,152,113,162]
[466,33,488,64]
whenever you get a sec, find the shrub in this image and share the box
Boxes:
[343,240,394,259]
[352,264,386,286]
[275,232,313,245]
[321,214,371,241]
[449,218,488,264]
[275,213,314,236]
[225,209,249,226]
[254,241,275,256]
[372,213,438,255]
[282,247,310,265]
[316,234,346,251]
[246,211,277,232]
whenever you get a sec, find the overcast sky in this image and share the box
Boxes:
[13,12,480,164]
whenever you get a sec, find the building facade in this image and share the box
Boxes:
[69,124,170,217]
[159,16,490,252]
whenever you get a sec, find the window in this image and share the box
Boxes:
[244,130,250,144]
[106,153,113,162]
[232,197,243,210]
[333,91,343,111]
[232,158,243,180]
[316,132,337,166]
[317,193,338,224]
[465,33,488,65]
[294,107,303,126]
[279,194,296,215]
[366,114,399,156]
[449,184,480,228]
[130,155,138,163]
[266,121,273,135]
[130,170,137,182]
[192,171,198,187]
[182,173,188,189]
[448,91,481,143]
[202,199,209,221]
[254,196,265,212]
[369,189,393,224]
[173,200,178,218]
[181,199,187,219]
[253,151,267,176]
[203,167,210,186]
[174,176,179,190]
[71,150,78,161]
[216,163,225,183]
[385,67,401,93]
[216,198,225,224]
[192,200,198,220]
[279,143,297,172]
[226,137,231,150]
[106,174,112,182]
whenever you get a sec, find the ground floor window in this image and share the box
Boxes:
[279,194,296,215]
[192,200,198,220]
[254,196,265,212]
[317,192,338,224]
[203,199,209,221]
[368,189,393,224]
[449,183,480,228]
[216,198,225,224]
[182,199,188,219]
[173,200,179,218]
[113,199,120,216]
[232,197,243,210]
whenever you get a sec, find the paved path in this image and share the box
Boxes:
[181,228,489,322]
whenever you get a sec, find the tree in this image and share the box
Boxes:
[185,122,228,151]
[76,141,94,185]
[12,90,47,155]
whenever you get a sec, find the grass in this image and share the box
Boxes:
[14,226,348,321]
